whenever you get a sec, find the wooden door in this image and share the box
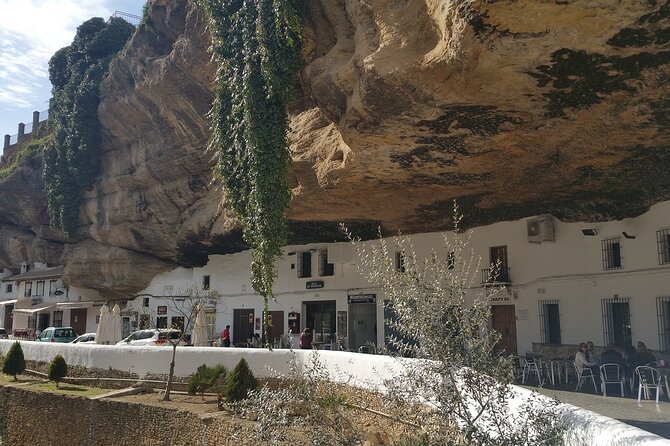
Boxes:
[491,305,517,354]
[4,304,13,331]
[233,308,254,345]
[70,308,87,335]
[266,311,284,344]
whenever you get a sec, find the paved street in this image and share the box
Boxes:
[523,383,670,439]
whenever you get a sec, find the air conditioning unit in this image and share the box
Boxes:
[527,215,555,243]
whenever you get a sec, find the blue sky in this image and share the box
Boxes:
[0,0,145,138]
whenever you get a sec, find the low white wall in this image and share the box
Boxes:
[1,340,668,446]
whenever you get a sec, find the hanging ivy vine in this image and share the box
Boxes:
[44,17,134,238]
[199,0,302,345]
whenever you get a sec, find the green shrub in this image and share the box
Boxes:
[48,354,68,388]
[2,341,26,381]
[187,364,227,399]
[224,358,257,402]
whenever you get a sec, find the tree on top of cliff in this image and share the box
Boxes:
[43,17,135,238]
[2,341,26,381]
[199,0,302,347]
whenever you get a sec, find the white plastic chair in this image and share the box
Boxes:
[636,366,662,403]
[523,357,544,386]
[573,362,596,392]
[599,363,624,397]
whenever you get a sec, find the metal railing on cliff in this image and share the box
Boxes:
[113,10,142,26]
[2,109,49,155]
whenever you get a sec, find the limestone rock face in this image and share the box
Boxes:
[0,0,668,298]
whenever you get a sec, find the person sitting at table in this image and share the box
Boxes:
[586,340,598,363]
[251,333,262,348]
[635,341,656,366]
[600,343,624,367]
[575,342,600,389]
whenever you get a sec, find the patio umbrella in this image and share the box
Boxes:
[111,304,123,344]
[96,304,111,344]
[192,304,209,347]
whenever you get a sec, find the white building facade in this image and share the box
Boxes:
[0,263,104,337]
[126,201,670,357]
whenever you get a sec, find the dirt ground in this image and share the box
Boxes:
[114,383,418,445]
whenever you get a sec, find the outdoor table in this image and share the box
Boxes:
[548,359,572,386]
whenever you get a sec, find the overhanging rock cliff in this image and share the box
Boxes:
[1,0,669,298]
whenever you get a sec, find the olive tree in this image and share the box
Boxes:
[134,284,218,401]
[347,202,564,445]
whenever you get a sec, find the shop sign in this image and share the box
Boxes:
[490,295,510,302]
[348,294,376,304]
[157,305,167,315]
[306,280,324,289]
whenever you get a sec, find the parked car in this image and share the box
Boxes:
[35,327,78,343]
[71,333,96,344]
[116,329,186,346]
[0,327,7,339]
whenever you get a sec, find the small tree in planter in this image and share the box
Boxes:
[225,358,257,402]
[2,341,26,381]
[48,354,68,388]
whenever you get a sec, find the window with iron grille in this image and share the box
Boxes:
[318,249,334,277]
[53,311,63,328]
[657,229,670,265]
[658,296,670,351]
[395,251,406,273]
[446,251,455,270]
[36,281,44,296]
[601,238,622,270]
[298,251,312,278]
[602,297,631,347]
[539,300,561,344]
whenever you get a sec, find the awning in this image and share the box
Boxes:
[56,301,105,310]
[12,304,55,315]
[0,299,18,306]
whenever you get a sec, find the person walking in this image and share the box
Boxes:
[299,327,312,349]
[220,325,231,347]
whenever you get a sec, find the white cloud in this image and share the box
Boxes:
[0,0,143,135]
[0,0,115,107]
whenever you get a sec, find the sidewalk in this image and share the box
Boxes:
[523,382,670,439]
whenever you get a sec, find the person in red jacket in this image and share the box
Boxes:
[299,327,312,349]
[220,325,230,347]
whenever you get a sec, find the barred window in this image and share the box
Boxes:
[602,238,622,270]
[318,249,334,277]
[395,251,406,273]
[658,296,670,351]
[539,300,561,344]
[657,229,670,265]
[602,297,631,347]
[298,251,312,278]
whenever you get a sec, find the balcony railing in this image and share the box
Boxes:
[31,297,43,306]
[481,267,511,285]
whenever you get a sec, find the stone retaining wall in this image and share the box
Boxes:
[0,386,247,446]
[1,340,668,445]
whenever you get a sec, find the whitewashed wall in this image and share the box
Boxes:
[129,200,670,354]
[0,340,667,446]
